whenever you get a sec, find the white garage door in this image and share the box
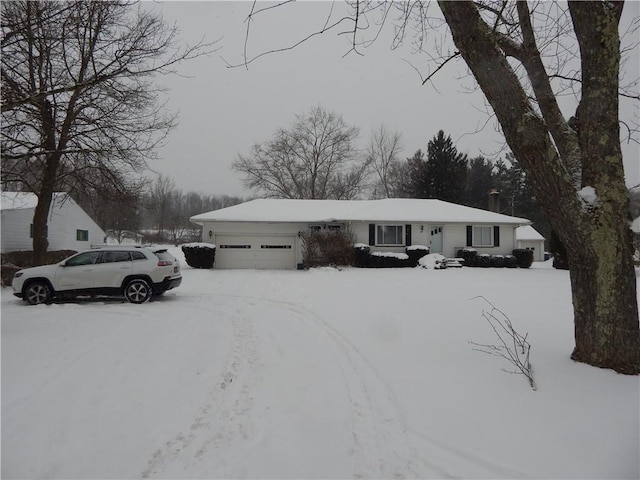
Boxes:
[215,235,297,269]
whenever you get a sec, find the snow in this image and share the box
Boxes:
[578,186,598,206]
[190,198,531,225]
[2,247,639,479]
[0,191,68,211]
[370,251,409,259]
[406,244,430,251]
[418,253,447,269]
[515,225,546,241]
[181,242,217,249]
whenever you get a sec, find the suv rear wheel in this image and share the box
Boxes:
[25,281,51,305]
[124,279,151,304]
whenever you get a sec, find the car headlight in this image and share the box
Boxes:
[14,272,23,278]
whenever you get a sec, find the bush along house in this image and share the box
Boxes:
[189,198,532,270]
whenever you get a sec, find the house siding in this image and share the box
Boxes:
[45,197,105,251]
[201,220,521,268]
[1,208,34,252]
[1,194,105,253]
[517,240,546,262]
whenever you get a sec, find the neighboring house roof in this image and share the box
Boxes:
[516,225,545,241]
[0,191,68,211]
[191,198,531,225]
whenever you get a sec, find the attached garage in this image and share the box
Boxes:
[214,235,297,270]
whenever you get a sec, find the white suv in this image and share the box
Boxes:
[12,246,182,305]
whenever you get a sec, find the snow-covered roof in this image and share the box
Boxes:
[0,192,68,211]
[190,198,531,225]
[632,216,640,233]
[516,225,545,241]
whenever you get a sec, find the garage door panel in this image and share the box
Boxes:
[215,235,296,269]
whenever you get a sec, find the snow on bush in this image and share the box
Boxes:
[418,253,447,269]
[181,243,216,269]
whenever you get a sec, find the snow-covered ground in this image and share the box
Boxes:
[2,248,639,479]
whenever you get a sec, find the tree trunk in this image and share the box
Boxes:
[32,155,60,265]
[438,0,639,374]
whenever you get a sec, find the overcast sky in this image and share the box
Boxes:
[147,1,640,197]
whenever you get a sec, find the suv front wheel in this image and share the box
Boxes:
[25,281,51,305]
[124,279,151,304]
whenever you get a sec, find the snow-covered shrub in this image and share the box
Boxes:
[512,249,534,268]
[406,245,430,266]
[182,243,216,269]
[353,243,371,267]
[418,253,447,269]
[368,251,412,268]
[489,255,505,268]
[457,248,478,267]
[476,253,492,268]
[300,229,355,268]
[503,254,518,268]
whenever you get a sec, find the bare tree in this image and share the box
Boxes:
[435,1,639,374]
[71,174,147,243]
[233,1,639,373]
[1,1,216,264]
[366,124,404,198]
[148,175,176,240]
[233,105,369,199]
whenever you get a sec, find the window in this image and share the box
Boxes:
[65,251,101,266]
[220,244,251,249]
[376,225,404,246]
[473,226,493,247]
[131,251,147,261]
[100,251,131,263]
[76,229,89,241]
[261,245,292,249]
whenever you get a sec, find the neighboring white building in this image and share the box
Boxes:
[190,198,532,270]
[1,192,106,253]
[515,225,546,262]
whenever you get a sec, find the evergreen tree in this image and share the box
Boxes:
[424,130,468,203]
[402,149,428,198]
[494,153,549,240]
[465,156,495,209]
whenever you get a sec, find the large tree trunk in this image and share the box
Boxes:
[32,155,60,265]
[32,93,62,265]
[439,0,639,374]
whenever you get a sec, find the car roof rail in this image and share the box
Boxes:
[90,244,149,249]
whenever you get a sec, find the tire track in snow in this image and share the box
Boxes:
[249,296,445,479]
[141,297,261,479]
[141,292,527,479]
[223,294,528,479]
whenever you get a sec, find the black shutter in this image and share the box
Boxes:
[466,225,472,246]
[369,224,375,246]
[494,226,500,247]
[405,225,412,246]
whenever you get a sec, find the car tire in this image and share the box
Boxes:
[124,279,151,304]
[25,281,51,305]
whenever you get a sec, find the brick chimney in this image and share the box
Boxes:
[488,189,500,213]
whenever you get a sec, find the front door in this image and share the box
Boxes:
[430,226,443,254]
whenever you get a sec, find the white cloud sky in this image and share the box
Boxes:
[148,1,640,196]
